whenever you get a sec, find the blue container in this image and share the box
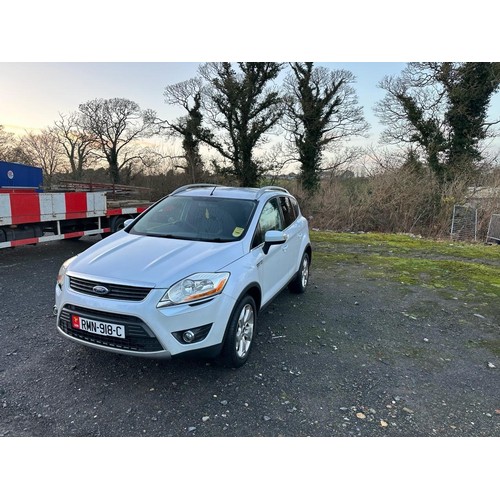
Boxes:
[0,161,44,192]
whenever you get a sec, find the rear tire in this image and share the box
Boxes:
[111,216,128,233]
[218,295,257,368]
[288,252,310,294]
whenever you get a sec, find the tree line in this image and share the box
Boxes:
[1,62,499,194]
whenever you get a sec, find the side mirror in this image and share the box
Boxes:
[263,230,287,255]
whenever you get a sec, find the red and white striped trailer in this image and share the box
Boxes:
[0,190,149,249]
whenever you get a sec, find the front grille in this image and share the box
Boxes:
[59,304,164,352]
[69,276,152,301]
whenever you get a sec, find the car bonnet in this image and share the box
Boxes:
[67,231,245,289]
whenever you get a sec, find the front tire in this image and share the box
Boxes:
[219,295,257,368]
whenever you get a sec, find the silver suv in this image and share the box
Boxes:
[55,184,312,367]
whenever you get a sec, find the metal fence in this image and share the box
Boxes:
[486,214,500,243]
[451,205,478,241]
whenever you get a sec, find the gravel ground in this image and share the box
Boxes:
[0,238,500,498]
[0,235,499,438]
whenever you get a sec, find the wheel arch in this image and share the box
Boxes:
[304,243,312,264]
[219,282,261,346]
[298,243,312,272]
[237,282,262,312]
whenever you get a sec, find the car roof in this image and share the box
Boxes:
[170,184,291,201]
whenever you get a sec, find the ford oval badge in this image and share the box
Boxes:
[93,285,110,295]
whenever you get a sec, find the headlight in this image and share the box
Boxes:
[56,256,78,288]
[157,272,230,308]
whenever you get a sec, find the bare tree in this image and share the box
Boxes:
[78,98,156,183]
[0,125,30,163]
[161,78,206,182]
[19,129,64,188]
[52,112,98,180]
[118,147,167,184]
[0,125,14,160]
[254,142,298,183]
[283,62,368,193]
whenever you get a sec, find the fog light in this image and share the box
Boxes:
[172,324,213,344]
[53,305,58,316]
[182,330,195,343]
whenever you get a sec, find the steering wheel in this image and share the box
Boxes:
[173,220,197,232]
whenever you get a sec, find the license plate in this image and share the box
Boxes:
[71,314,125,338]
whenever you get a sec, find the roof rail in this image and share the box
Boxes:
[170,184,222,195]
[170,184,290,199]
[256,186,290,198]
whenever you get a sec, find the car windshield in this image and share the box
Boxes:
[129,195,257,242]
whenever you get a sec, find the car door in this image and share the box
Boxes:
[278,195,303,275]
[250,197,289,306]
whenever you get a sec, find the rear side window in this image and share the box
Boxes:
[280,196,297,228]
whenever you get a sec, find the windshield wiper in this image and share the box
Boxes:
[146,233,192,240]
[204,237,234,243]
[140,232,233,242]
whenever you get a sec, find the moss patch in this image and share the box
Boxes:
[477,339,500,357]
[311,230,500,301]
[310,230,500,261]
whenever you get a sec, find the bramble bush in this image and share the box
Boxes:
[290,167,500,241]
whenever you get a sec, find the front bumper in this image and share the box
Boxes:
[55,281,236,359]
